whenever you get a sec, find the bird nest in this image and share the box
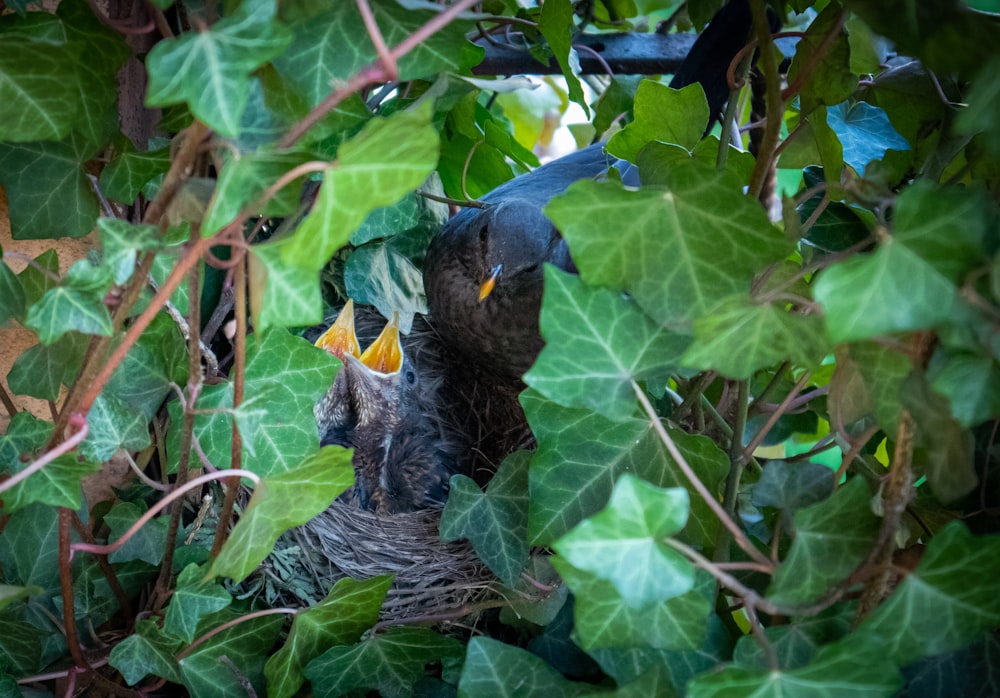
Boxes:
[249,499,498,620]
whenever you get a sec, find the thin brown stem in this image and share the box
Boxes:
[0,382,17,417]
[746,0,784,202]
[741,371,812,464]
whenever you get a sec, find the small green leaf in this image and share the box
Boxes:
[0,617,42,676]
[97,218,161,285]
[0,453,99,513]
[826,100,910,173]
[554,561,713,651]
[178,611,284,696]
[304,627,464,698]
[787,4,858,114]
[344,240,427,333]
[547,170,788,331]
[929,351,1000,427]
[682,295,830,379]
[80,391,151,462]
[525,390,726,548]
[0,583,43,612]
[732,607,853,670]
[6,333,86,402]
[857,522,1000,663]
[0,503,60,591]
[814,240,957,343]
[554,476,693,608]
[104,501,171,566]
[751,460,836,513]
[145,0,292,137]
[265,575,392,698]
[109,619,183,686]
[767,477,880,607]
[248,241,323,330]
[0,254,26,325]
[440,451,530,586]
[688,637,902,697]
[99,144,171,204]
[25,259,114,344]
[526,269,689,420]
[0,412,53,472]
[209,447,354,582]
[538,0,588,117]
[458,637,599,698]
[162,564,233,644]
[607,81,709,161]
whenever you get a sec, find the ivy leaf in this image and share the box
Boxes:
[538,0,587,116]
[458,637,600,698]
[751,460,836,514]
[826,100,910,173]
[0,503,60,592]
[525,269,690,421]
[0,617,42,676]
[209,447,354,582]
[732,607,853,670]
[0,453,99,514]
[688,637,902,697]
[97,218,162,285]
[265,576,392,698]
[554,561,713,651]
[281,103,440,270]
[202,150,312,237]
[830,341,909,433]
[99,143,171,205]
[178,611,284,696]
[274,2,482,108]
[24,259,114,344]
[767,477,880,607]
[304,627,464,698]
[606,81,709,161]
[440,451,530,586]
[0,412,53,471]
[814,239,957,343]
[6,332,87,402]
[104,314,189,421]
[787,3,858,114]
[104,501,171,566]
[902,632,1000,698]
[524,390,726,548]
[929,351,1000,427]
[162,564,233,644]
[145,0,292,137]
[0,254,26,325]
[682,295,830,379]
[547,170,788,331]
[0,139,100,239]
[554,476,693,609]
[109,619,183,686]
[0,583,43,613]
[80,391,151,462]
[248,241,323,330]
[344,240,428,334]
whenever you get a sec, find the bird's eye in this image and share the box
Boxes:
[405,369,417,385]
[523,263,540,274]
[478,223,489,245]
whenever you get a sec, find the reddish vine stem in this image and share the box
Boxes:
[356,0,397,80]
[633,381,774,569]
[278,0,481,148]
[211,251,247,559]
[176,608,297,659]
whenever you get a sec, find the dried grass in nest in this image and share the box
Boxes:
[253,498,499,621]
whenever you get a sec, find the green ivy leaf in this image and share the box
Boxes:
[209,446,354,582]
[525,269,690,421]
[547,170,788,331]
[538,0,588,117]
[6,332,86,402]
[80,391,151,462]
[109,619,183,686]
[105,314,189,421]
[554,476,693,608]
[731,607,853,670]
[162,564,233,644]
[25,259,114,344]
[97,218,162,285]
[0,583,43,613]
[688,637,902,697]
[826,100,910,173]
[0,412,52,472]
[0,503,60,593]
[265,575,392,698]
[787,4,858,114]
[458,637,600,698]
[440,451,530,586]
[0,453,99,514]
[202,150,312,237]
[554,561,713,651]
[767,477,880,607]
[831,341,909,433]
[281,103,440,270]
[304,627,464,698]
[248,240,323,329]
[750,460,836,514]
[274,2,482,108]
[344,240,428,333]
[145,0,293,137]
[0,617,42,676]
[0,139,100,239]
[606,81,709,161]
[682,295,830,379]
[178,611,284,696]
[0,254,26,325]
[104,501,171,566]
[99,143,171,205]
[813,239,957,343]
[524,390,726,548]
[902,632,1000,698]
[929,351,1000,427]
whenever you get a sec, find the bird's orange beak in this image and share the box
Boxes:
[314,299,361,361]
[359,312,403,374]
[478,263,503,302]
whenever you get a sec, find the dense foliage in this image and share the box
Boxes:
[1,0,1000,695]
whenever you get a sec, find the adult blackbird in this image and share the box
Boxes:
[423,0,757,383]
[313,303,462,514]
